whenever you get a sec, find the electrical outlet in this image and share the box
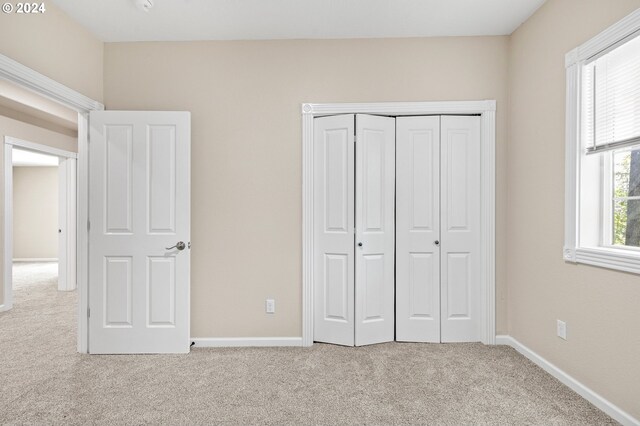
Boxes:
[557,319,567,340]
[266,299,275,314]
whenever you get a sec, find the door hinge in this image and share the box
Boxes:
[87,308,90,318]
[87,221,90,231]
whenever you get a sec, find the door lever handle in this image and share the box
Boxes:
[166,241,186,251]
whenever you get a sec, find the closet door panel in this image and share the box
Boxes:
[355,114,395,346]
[440,116,481,342]
[396,116,441,342]
[313,115,355,346]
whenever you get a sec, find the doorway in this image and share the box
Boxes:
[0,53,105,353]
[3,137,77,309]
[301,101,497,347]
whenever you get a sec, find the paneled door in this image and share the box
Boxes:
[89,111,191,354]
[354,114,395,346]
[395,116,441,342]
[440,115,481,342]
[313,115,355,346]
[396,115,481,343]
[313,114,395,346]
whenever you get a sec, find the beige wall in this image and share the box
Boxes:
[0,0,103,102]
[13,167,58,259]
[104,37,510,338]
[0,0,98,308]
[508,0,640,418]
[0,114,77,306]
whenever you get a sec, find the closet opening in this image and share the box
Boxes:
[301,101,496,347]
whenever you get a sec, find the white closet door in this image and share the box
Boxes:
[354,114,395,346]
[396,116,441,342]
[313,115,355,346]
[440,115,481,342]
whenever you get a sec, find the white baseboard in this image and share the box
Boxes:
[495,335,516,346]
[192,337,303,348]
[0,303,10,312]
[496,335,639,426]
[13,258,58,262]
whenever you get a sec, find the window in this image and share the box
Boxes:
[565,9,640,274]
[582,35,640,152]
[612,148,640,248]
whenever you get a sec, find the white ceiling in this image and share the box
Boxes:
[51,0,546,42]
[12,149,59,167]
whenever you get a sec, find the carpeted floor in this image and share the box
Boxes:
[12,261,58,290]
[0,263,615,425]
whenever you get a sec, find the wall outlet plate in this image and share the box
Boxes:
[557,319,567,340]
[266,299,275,314]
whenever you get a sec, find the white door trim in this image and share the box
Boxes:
[58,156,77,292]
[0,53,104,352]
[76,114,90,353]
[1,143,13,313]
[0,54,103,113]
[301,100,497,347]
[5,137,77,158]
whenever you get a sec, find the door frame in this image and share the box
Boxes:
[301,101,497,346]
[57,154,77,292]
[3,137,77,301]
[0,53,104,353]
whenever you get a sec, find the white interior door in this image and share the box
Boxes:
[354,114,395,346]
[89,111,191,354]
[58,159,67,291]
[313,114,355,346]
[440,115,481,342]
[396,116,440,342]
[58,158,77,292]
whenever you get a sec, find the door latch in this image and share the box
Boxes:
[166,241,186,251]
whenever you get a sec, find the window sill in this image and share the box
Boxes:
[564,246,640,275]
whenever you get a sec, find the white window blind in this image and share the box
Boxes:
[582,34,640,152]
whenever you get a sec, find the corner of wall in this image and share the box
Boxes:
[0,0,104,102]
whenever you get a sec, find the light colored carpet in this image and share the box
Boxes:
[12,261,58,290]
[0,266,615,425]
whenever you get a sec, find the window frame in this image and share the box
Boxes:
[565,9,640,274]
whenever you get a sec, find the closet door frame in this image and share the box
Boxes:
[301,100,496,347]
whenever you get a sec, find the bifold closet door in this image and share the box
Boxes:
[440,115,481,342]
[313,114,395,347]
[313,115,356,347]
[354,114,395,346]
[396,116,441,343]
[396,115,481,343]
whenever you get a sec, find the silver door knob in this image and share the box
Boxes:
[357,242,363,247]
[166,241,186,251]
[434,240,440,246]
